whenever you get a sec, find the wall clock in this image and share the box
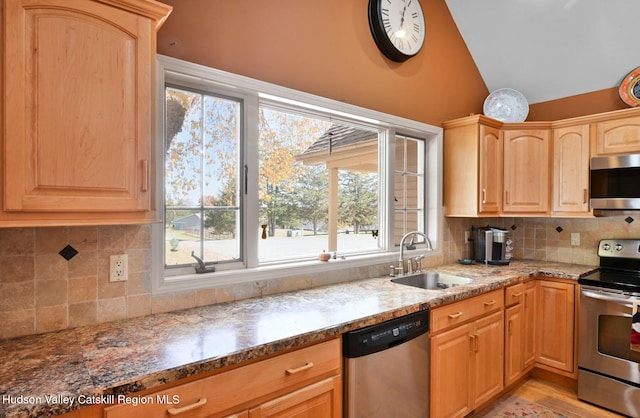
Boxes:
[368,0,426,62]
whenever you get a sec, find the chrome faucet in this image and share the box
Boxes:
[398,231,432,275]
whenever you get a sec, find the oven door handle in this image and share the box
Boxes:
[581,289,635,308]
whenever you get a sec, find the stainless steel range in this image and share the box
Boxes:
[578,239,640,417]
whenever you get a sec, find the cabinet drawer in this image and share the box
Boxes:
[431,289,504,333]
[505,284,524,306]
[104,338,341,418]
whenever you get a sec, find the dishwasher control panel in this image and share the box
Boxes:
[343,310,429,358]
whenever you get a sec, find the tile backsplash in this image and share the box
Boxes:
[2,214,639,339]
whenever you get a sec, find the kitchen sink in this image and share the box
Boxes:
[391,271,474,290]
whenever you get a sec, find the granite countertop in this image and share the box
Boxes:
[0,260,597,418]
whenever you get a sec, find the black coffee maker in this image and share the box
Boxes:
[473,226,513,265]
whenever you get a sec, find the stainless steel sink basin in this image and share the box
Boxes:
[391,272,474,290]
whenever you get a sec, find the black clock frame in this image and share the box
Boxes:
[367,0,421,62]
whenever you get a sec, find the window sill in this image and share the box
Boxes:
[153,247,440,295]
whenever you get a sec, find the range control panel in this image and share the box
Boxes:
[598,239,640,259]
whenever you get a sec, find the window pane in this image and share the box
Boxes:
[394,135,425,246]
[165,86,242,267]
[258,106,380,262]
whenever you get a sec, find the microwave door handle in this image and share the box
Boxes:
[581,289,635,309]
[485,230,492,263]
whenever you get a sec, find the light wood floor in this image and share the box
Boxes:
[473,377,626,418]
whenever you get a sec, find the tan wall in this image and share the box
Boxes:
[528,87,628,121]
[156,0,488,126]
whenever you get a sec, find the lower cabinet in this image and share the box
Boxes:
[249,377,340,417]
[430,290,504,418]
[504,281,536,386]
[101,338,342,418]
[535,279,576,375]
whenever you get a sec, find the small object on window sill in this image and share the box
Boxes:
[261,224,268,239]
[319,251,330,262]
[191,251,217,274]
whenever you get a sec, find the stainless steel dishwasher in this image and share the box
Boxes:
[343,310,429,417]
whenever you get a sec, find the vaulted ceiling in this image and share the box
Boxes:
[445,0,640,105]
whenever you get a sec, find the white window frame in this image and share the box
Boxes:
[152,55,443,295]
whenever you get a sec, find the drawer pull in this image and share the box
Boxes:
[511,292,523,298]
[285,362,314,375]
[167,398,207,416]
[484,300,496,306]
[448,311,463,319]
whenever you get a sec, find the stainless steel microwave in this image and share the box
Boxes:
[590,153,640,209]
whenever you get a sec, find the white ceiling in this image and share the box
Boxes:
[444,0,640,104]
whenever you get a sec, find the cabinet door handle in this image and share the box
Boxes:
[448,311,463,319]
[484,300,496,306]
[141,159,149,192]
[583,188,588,204]
[285,362,314,375]
[167,398,207,416]
[482,188,487,204]
[524,293,529,308]
[469,335,476,353]
[505,190,509,204]
[508,319,513,337]
[511,292,523,298]
[474,334,480,353]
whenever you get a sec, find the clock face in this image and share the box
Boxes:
[368,0,426,62]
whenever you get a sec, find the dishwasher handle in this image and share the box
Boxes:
[343,310,429,358]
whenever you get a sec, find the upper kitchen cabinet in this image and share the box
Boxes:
[1,0,171,226]
[552,123,591,216]
[502,126,551,215]
[443,116,503,217]
[592,109,640,156]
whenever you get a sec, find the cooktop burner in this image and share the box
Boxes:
[578,269,640,292]
[578,238,640,292]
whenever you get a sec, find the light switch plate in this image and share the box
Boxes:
[570,233,580,246]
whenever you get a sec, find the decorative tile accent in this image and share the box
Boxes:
[58,245,78,261]
[626,216,634,224]
[555,226,563,233]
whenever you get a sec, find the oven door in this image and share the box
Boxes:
[579,285,640,383]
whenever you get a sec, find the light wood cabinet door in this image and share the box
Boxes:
[504,281,536,387]
[523,281,537,368]
[443,116,502,217]
[504,304,524,387]
[478,124,503,214]
[552,124,591,215]
[594,115,640,155]
[249,376,340,418]
[2,0,170,226]
[535,280,575,374]
[430,323,474,418]
[472,311,504,407]
[502,129,550,214]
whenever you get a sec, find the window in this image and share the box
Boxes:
[164,86,243,269]
[258,105,381,263]
[153,56,442,293]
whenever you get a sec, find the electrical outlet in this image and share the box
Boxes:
[109,254,128,282]
[570,233,580,247]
